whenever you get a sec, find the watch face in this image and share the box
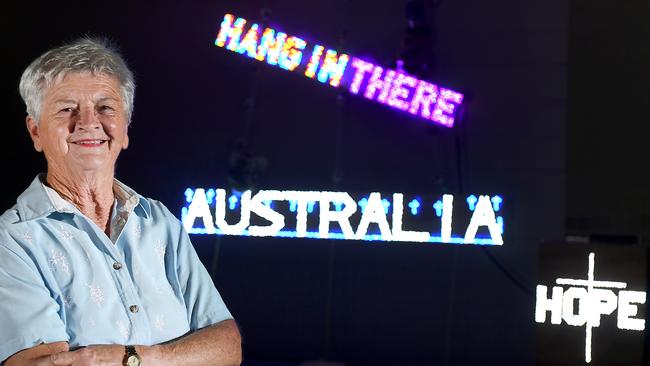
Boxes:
[127,355,141,366]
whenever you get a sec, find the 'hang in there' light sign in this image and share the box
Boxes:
[215,13,464,128]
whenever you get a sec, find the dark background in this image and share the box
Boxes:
[2,0,647,365]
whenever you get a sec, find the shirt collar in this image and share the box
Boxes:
[15,174,151,222]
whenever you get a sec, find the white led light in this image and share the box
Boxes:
[585,288,618,327]
[319,192,357,239]
[355,192,392,240]
[291,191,320,238]
[214,189,251,235]
[535,285,563,325]
[183,188,505,245]
[248,190,286,236]
[464,195,503,245]
[182,188,216,234]
[536,252,647,363]
[441,194,453,243]
[562,287,588,326]
[391,193,429,242]
[618,290,646,331]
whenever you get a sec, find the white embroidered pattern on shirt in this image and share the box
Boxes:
[87,284,105,307]
[59,223,74,240]
[134,223,142,238]
[48,249,70,274]
[116,319,130,340]
[20,232,33,244]
[153,314,165,331]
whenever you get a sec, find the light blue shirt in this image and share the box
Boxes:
[0,175,233,362]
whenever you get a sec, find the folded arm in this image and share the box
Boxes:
[3,320,241,366]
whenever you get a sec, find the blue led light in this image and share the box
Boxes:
[358,198,368,213]
[182,188,505,246]
[228,195,238,210]
[491,195,503,211]
[433,200,443,217]
[333,201,344,211]
[307,201,316,213]
[206,189,216,204]
[184,188,194,203]
[466,195,478,211]
[188,228,500,246]
[263,199,275,210]
[381,198,391,214]
[408,198,421,215]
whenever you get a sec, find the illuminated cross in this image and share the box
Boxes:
[536,252,646,364]
[555,253,627,363]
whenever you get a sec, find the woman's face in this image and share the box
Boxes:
[26,72,130,179]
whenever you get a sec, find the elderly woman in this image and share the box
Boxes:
[0,38,241,366]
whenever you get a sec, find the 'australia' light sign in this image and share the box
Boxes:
[181,188,504,245]
[215,13,464,128]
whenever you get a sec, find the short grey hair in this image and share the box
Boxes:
[19,36,135,124]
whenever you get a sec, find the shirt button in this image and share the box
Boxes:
[129,305,139,313]
[113,262,123,270]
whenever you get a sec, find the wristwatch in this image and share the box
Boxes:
[123,345,142,366]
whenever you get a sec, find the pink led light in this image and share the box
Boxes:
[348,59,374,94]
[364,66,396,103]
[431,88,464,127]
[214,14,465,128]
[305,45,324,79]
[387,73,417,111]
[408,81,438,119]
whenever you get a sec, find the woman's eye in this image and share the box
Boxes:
[60,107,73,112]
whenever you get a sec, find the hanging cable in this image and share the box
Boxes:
[321,0,351,362]
[211,8,272,278]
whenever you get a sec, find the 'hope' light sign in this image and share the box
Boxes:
[215,13,464,127]
[181,188,504,245]
[536,252,647,363]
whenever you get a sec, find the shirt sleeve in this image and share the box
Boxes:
[162,204,234,330]
[0,242,69,363]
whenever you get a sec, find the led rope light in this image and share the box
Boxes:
[536,253,647,363]
[215,13,464,128]
[182,188,504,245]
